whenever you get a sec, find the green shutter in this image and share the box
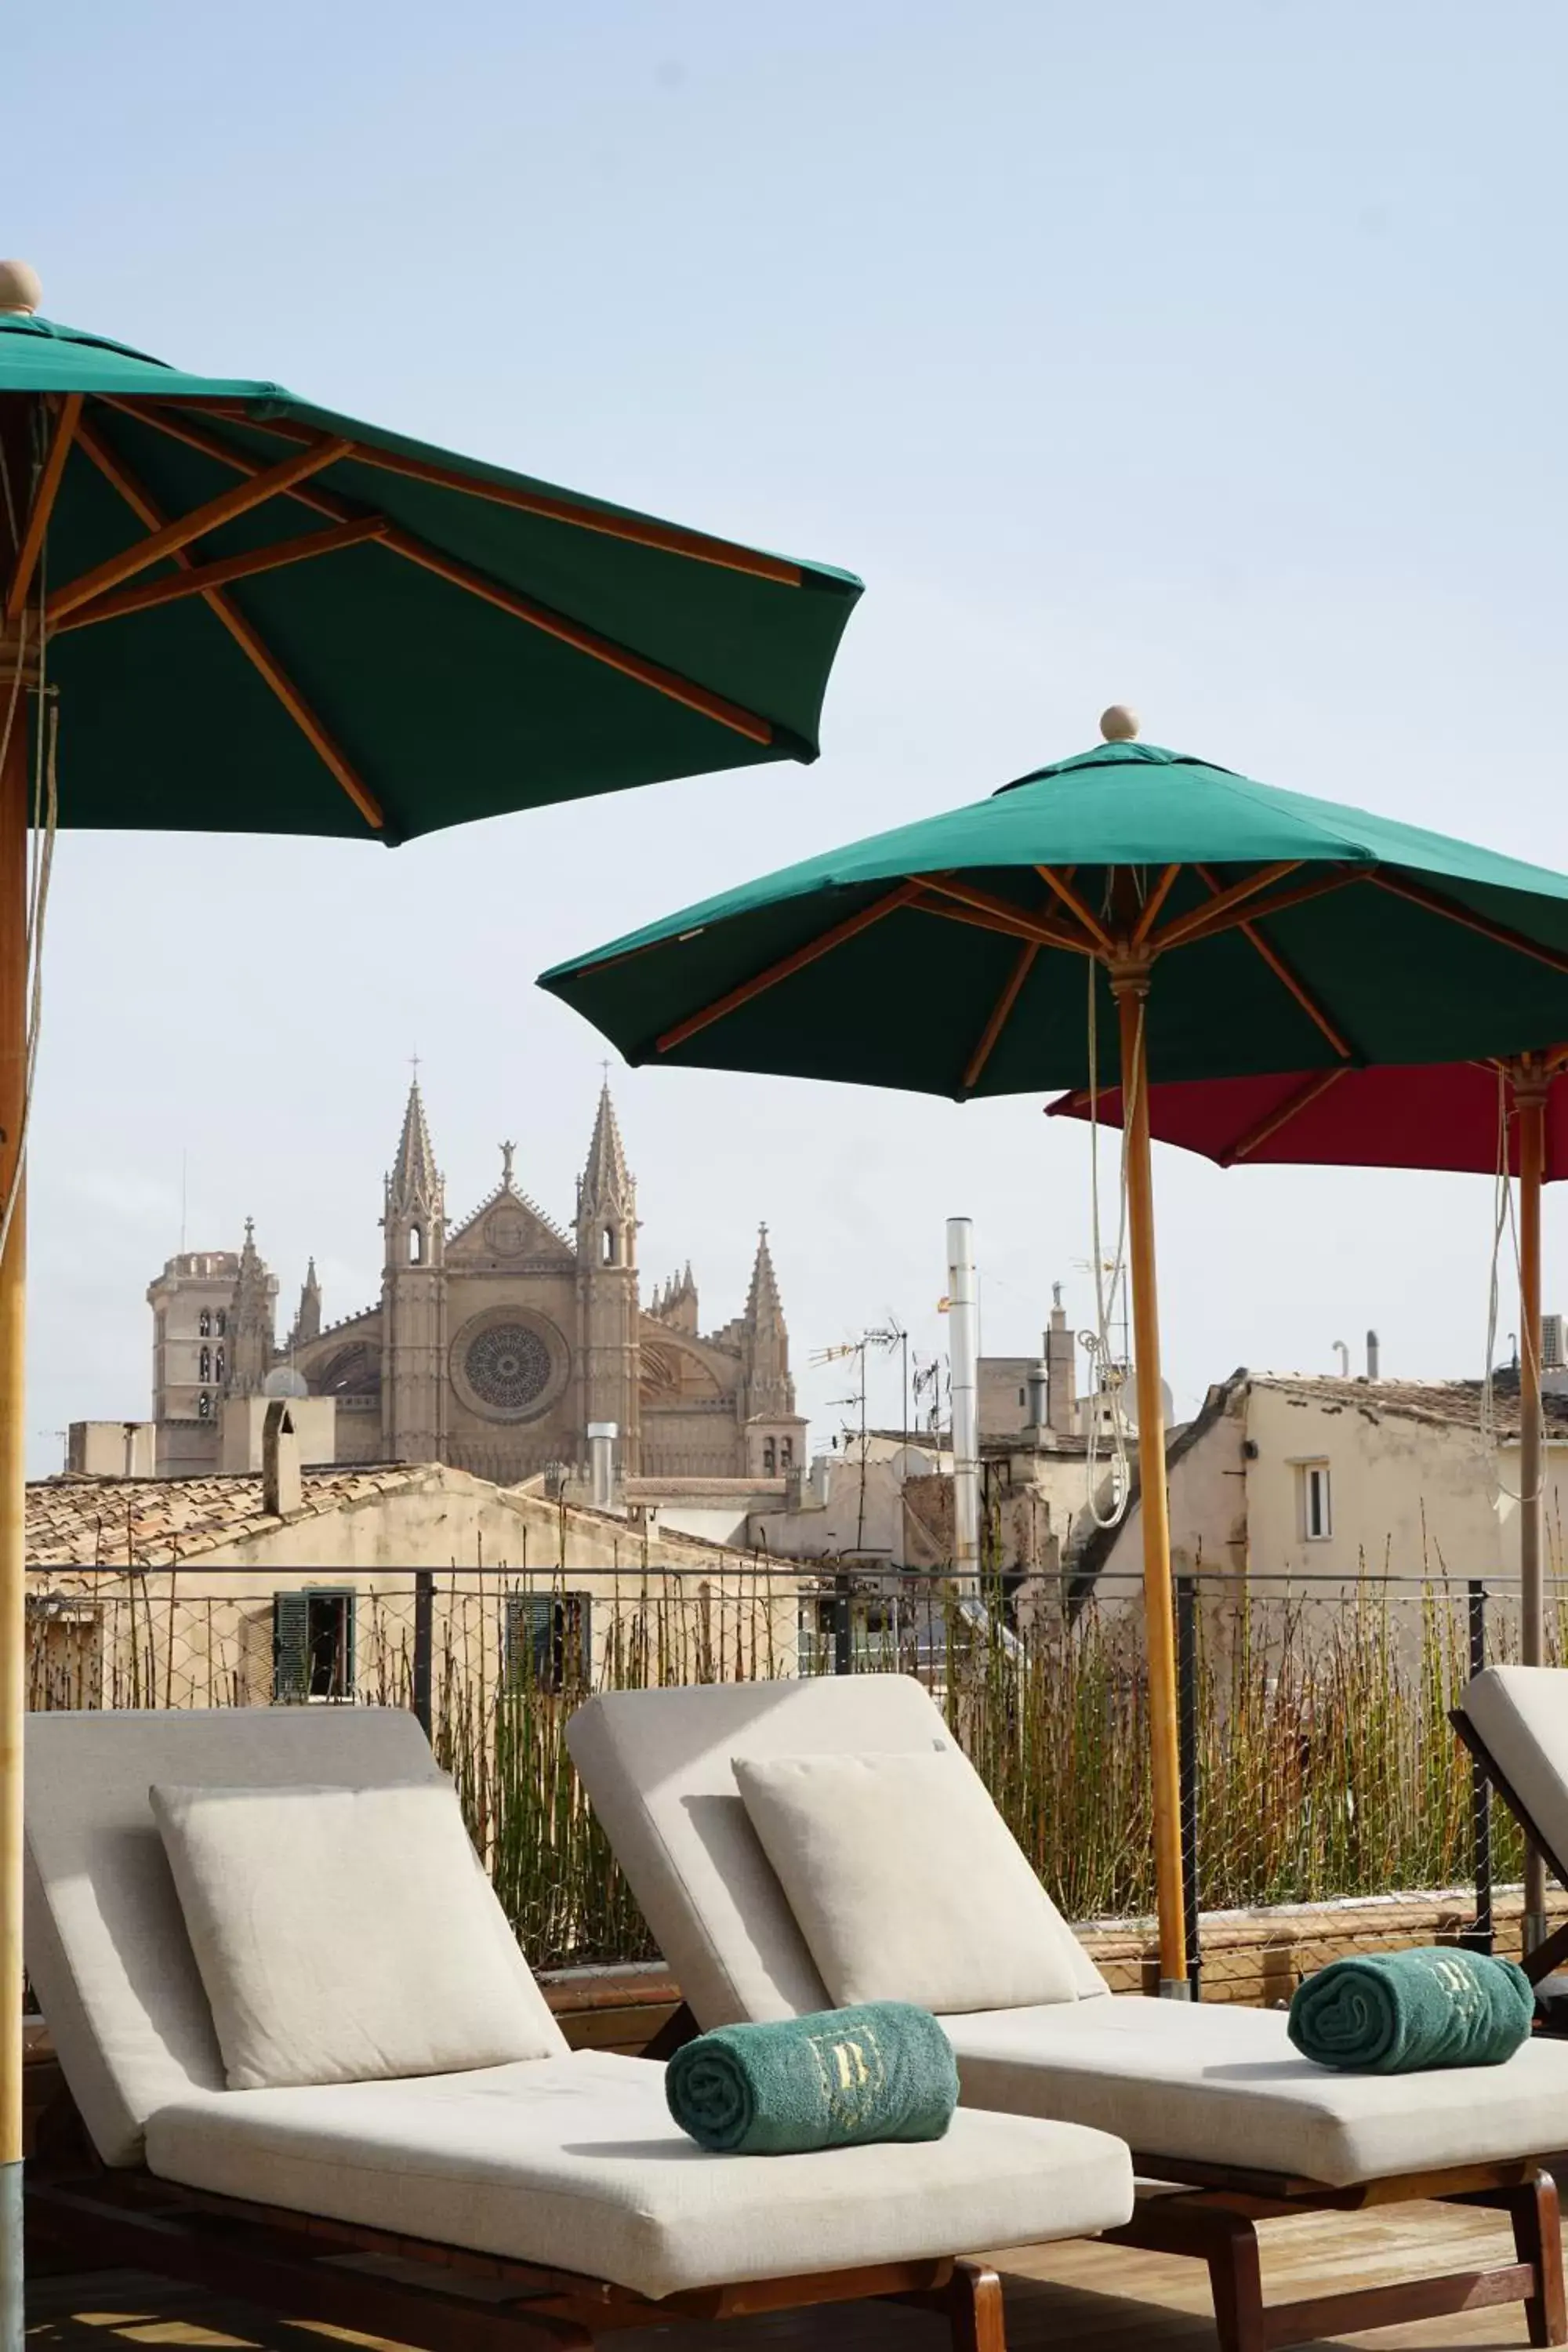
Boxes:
[272,1592,310,1704]
[329,1588,358,1700]
[503,1593,591,1692]
[505,1594,555,1689]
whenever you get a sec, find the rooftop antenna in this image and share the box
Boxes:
[179,1148,188,1256]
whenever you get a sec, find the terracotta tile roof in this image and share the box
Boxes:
[1257,1371,1568,1437]
[26,1465,419,1568]
[25,1464,789,1572]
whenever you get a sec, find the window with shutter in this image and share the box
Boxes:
[272,1587,357,1703]
[272,1591,310,1704]
[503,1592,591,1693]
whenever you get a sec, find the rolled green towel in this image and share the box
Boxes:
[1288,1946,1533,2073]
[666,2002,959,2154]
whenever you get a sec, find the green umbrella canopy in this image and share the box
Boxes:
[0,296,862,842]
[539,735,1568,1092]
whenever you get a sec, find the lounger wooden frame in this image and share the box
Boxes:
[24,2109,1007,2352]
[1107,2153,1566,2352]
[1450,1703,1568,1984]
[644,2002,1568,2352]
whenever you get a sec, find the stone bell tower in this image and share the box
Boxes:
[381,1076,447,1463]
[575,1083,640,1473]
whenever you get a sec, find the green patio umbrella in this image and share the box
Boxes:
[0,257,861,2336]
[539,708,1568,1997]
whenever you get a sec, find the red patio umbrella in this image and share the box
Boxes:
[1047,1046,1568,1950]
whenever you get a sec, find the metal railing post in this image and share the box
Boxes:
[412,1570,434,1739]
[1464,1577,1494,1955]
[833,1567,852,1675]
[1176,1572,1202,1998]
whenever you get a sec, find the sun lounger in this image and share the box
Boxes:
[1454,1664,1568,1988]
[568,1674,1568,2352]
[21,1706,1135,2352]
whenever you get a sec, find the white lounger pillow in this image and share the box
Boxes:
[734,1750,1087,2013]
[151,1779,562,2091]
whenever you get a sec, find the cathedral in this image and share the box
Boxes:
[147,1081,804,1483]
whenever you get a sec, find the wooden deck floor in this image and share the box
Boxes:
[25,2197,1562,2352]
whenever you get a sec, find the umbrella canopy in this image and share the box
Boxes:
[540,714,1568,1996]
[0,263,864,2350]
[540,735,1568,1091]
[1044,1056,1568,1177]
[1047,1044,1568,1959]
[1,296,861,840]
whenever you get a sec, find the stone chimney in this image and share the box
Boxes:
[263,1399,302,1518]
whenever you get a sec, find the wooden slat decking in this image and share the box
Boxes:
[26,2195,1561,2352]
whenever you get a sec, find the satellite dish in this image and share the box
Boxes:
[263,1367,310,1399]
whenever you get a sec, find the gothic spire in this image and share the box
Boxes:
[745,1222,782,1328]
[292,1256,321,1348]
[579,1079,631,1211]
[227,1216,278,1396]
[387,1076,442,1219]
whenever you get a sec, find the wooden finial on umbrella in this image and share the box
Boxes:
[0,263,42,317]
[1100,704,1140,742]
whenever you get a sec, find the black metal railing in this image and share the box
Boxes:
[23,1556,1542,1973]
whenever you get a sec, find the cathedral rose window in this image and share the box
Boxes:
[465,1323,553,1412]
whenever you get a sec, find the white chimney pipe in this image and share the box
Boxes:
[587,1421,617,1512]
[946,1218,980,1582]
[1366,1329,1380,1380]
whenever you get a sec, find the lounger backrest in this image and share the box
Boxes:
[568,1673,1109,2027]
[24,1705,556,2169]
[1465,1666,1568,1879]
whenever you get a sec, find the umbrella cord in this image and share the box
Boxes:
[0,420,60,1273]
[1080,960,1134,1530]
[1481,1070,1541,1506]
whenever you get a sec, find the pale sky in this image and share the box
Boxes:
[10,1,1568,1479]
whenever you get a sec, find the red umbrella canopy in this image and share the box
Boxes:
[1046,1054,1568,1179]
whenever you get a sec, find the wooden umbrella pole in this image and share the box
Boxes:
[1517,1069,1548,1954]
[0,677,24,2348]
[1110,961,1188,1993]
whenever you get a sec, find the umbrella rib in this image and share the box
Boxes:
[103,400,781,747]
[913,892,1064,950]
[1131,863,1181,947]
[51,517,392,634]
[156,401,808,586]
[1035,865,1113,952]
[46,435,354,623]
[1149,862,1302,952]
[1221,1068,1350,1164]
[1193,863,1356,1060]
[373,528,777,744]
[962,941,1038,1093]
[1152,866,1361,951]
[4,392,82,622]
[74,416,384,833]
[1367,873,1568,978]
[914,873,1095,953]
[654,883,924,1052]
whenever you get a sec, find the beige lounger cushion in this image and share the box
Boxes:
[940,1992,1568,2187]
[1464,1667,1568,1867]
[571,1680,1568,2187]
[151,1780,560,2091]
[735,1751,1085,2013]
[566,1677,1109,2026]
[145,2047,1135,2300]
[24,1708,565,2167]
